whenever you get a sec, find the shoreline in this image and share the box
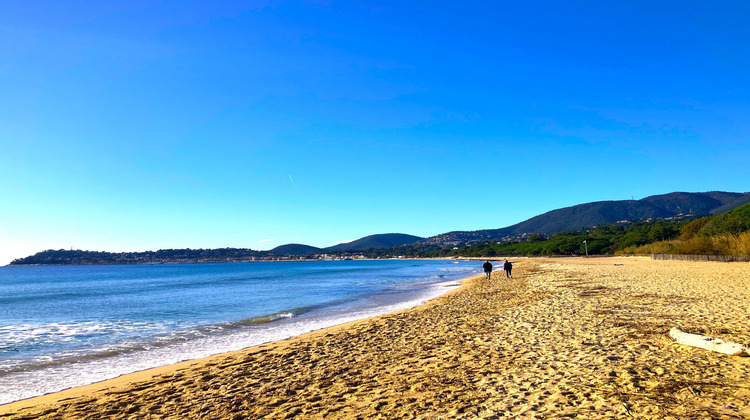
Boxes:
[2,257,463,268]
[0,269,476,414]
[2,256,749,418]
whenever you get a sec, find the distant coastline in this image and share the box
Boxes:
[8,233,425,266]
[9,191,750,266]
[5,249,412,267]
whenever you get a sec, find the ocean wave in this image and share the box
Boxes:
[233,308,305,326]
[0,321,171,348]
[0,306,324,376]
[0,260,478,405]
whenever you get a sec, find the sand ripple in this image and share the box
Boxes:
[2,257,748,419]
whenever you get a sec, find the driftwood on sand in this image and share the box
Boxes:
[669,327,749,356]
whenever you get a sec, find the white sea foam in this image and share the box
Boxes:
[0,321,170,343]
[0,280,461,405]
[0,260,481,405]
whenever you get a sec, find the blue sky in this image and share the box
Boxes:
[1,1,749,264]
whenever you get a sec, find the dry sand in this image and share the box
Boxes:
[1,256,749,419]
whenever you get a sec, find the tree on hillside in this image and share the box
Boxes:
[680,217,713,241]
[646,221,680,242]
[699,203,750,238]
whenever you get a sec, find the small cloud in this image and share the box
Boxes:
[257,238,278,243]
[332,239,356,245]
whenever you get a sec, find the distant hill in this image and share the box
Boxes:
[324,233,424,252]
[422,191,750,246]
[268,243,322,256]
[9,248,264,265]
[709,193,750,215]
[11,191,749,265]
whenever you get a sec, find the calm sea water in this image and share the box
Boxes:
[0,259,479,404]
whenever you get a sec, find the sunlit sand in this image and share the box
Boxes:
[2,257,748,418]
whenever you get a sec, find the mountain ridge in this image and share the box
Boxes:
[420,191,750,246]
[324,233,424,252]
[10,190,749,264]
[268,243,322,256]
[268,233,426,256]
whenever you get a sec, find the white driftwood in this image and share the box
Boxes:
[669,327,749,356]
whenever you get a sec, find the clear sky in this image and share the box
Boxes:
[1,1,749,265]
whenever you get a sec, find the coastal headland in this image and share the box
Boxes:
[2,257,748,419]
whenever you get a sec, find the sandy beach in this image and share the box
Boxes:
[1,256,749,419]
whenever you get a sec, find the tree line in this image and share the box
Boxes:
[339,203,750,259]
[11,203,750,265]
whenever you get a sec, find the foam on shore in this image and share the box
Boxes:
[0,277,462,406]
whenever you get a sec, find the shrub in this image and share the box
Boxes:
[680,217,712,241]
[699,203,750,238]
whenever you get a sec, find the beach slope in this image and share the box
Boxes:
[2,257,749,418]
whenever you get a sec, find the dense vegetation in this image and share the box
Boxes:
[424,191,750,246]
[10,248,265,265]
[329,204,750,259]
[334,220,686,259]
[620,203,750,257]
[11,204,750,265]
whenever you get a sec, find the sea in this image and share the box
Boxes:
[0,259,480,404]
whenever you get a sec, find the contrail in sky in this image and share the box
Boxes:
[257,238,277,243]
[288,174,295,187]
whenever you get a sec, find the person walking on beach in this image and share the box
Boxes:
[503,259,513,278]
[483,260,493,279]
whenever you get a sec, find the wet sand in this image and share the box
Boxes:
[1,257,749,419]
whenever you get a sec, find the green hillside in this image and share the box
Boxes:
[325,233,424,252]
[269,244,323,256]
[423,191,749,246]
